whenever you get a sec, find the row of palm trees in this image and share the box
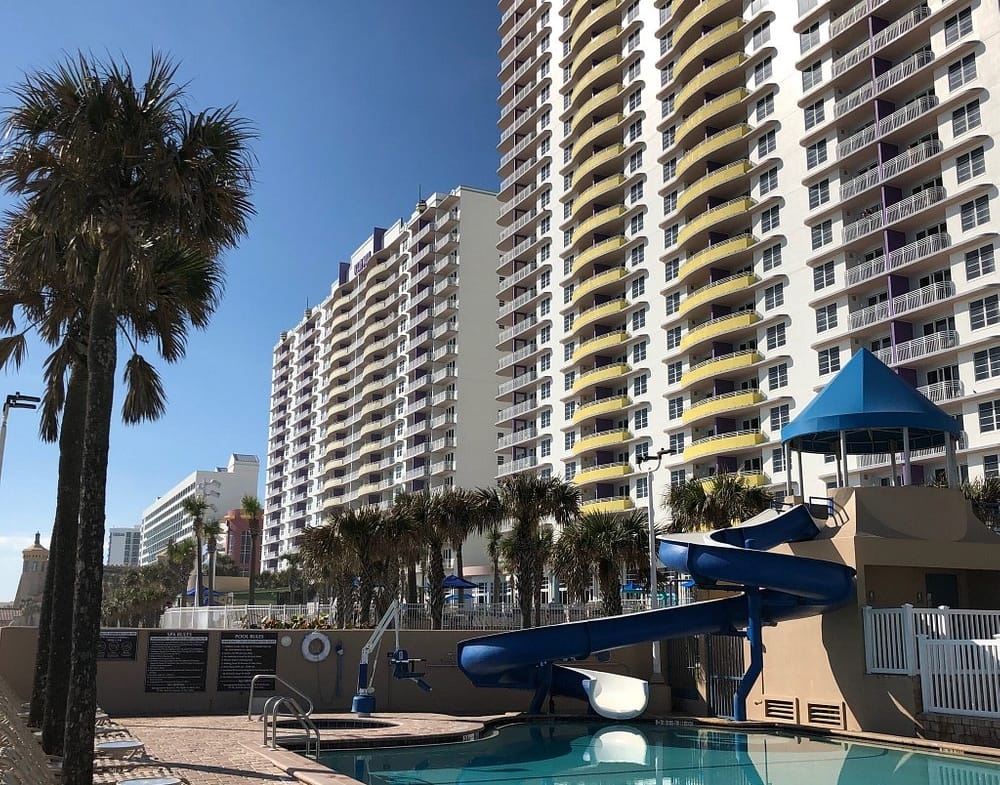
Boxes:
[0,53,256,785]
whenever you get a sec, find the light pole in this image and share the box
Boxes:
[0,392,40,484]
[637,447,672,679]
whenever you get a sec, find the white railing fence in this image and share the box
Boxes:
[919,636,1000,718]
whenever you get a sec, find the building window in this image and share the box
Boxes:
[633,342,648,362]
[961,195,990,230]
[818,346,841,375]
[759,168,778,196]
[766,322,786,350]
[565,462,576,481]
[802,60,822,91]
[540,410,551,428]
[629,150,643,172]
[629,213,644,234]
[667,361,683,385]
[632,309,646,329]
[636,475,648,499]
[944,7,973,45]
[752,22,771,49]
[668,397,684,420]
[956,147,985,183]
[974,346,1000,381]
[772,447,785,473]
[799,22,819,53]
[635,408,649,429]
[804,100,825,130]
[985,454,999,479]
[540,381,551,399]
[754,57,773,86]
[634,374,648,396]
[806,139,827,169]
[966,245,995,279]
[666,326,682,349]
[669,433,685,454]
[755,93,774,121]
[813,260,835,290]
[762,244,782,271]
[809,180,830,209]
[664,258,679,280]
[671,469,686,486]
[760,206,780,233]
[770,404,790,430]
[627,118,643,142]
[948,53,977,90]
[811,220,833,250]
[665,292,680,315]
[815,303,838,332]
[768,363,788,390]
[764,282,784,309]
[953,99,981,136]
[631,276,646,298]
[757,129,776,157]
[629,181,644,204]
[970,294,1000,330]
[540,439,551,457]
[979,400,1000,433]
[630,244,645,267]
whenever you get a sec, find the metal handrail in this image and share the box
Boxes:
[265,696,321,759]
[248,673,314,721]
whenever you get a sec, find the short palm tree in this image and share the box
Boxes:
[299,523,356,627]
[551,510,650,616]
[961,477,1000,531]
[440,488,476,604]
[181,496,211,607]
[241,495,264,605]
[666,473,773,532]
[393,492,450,628]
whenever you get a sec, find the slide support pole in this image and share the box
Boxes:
[529,662,553,714]
[734,587,763,722]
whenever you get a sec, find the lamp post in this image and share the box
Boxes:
[636,447,672,679]
[0,392,40,484]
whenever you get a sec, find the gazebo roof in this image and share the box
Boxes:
[780,348,960,454]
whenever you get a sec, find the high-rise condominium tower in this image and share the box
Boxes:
[496,0,1000,512]
[265,186,500,574]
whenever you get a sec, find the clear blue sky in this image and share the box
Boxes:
[0,1,501,600]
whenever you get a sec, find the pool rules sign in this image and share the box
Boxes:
[217,631,278,691]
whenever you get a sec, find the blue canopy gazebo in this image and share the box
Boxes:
[780,349,962,492]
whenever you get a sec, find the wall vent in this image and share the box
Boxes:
[807,701,846,728]
[763,696,798,723]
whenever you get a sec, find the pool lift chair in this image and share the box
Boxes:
[353,599,432,716]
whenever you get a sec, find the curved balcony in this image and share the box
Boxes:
[573,427,631,455]
[572,235,627,274]
[570,54,622,106]
[571,143,626,191]
[571,176,627,223]
[676,160,752,213]
[675,124,751,181]
[572,329,628,362]
[674,88,748,148]
[569,0,623,52]
[701,471,769,490]
[684,429,766,462]
[573,205,627,245]
[580,496,635,513]
[572,115,625,165]
[683,389,766,425]
[677,197,755,248]
[675,234,757,286]
[672,0,732,48]
[572,298,628,335]
[576,462,633,484]
[572,362,630,393]
[573,394,630,424]
[571,26,622,83]
[572,266,627,305]
[674,53,748,116]
[679,273,759,317]
[569,83,625,136]
[680,310,761,352]
[673,18,746,81]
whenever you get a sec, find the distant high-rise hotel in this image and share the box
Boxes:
[107,527,141,566]
[495,0,1000,515]
[264,186,501,574]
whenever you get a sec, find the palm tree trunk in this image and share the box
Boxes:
[454,545,465,604]
[207,541,216,607]
[62,296,116,785]
[405,564,417,604]
[37,360,87,753]
[248,524,260,606]
[194,530,203,608]
[427,544,446,631]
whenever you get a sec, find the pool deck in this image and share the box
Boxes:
[98,712,1000,784]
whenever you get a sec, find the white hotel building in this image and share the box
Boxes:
[264,187,501,573]
[495,0,1000,515]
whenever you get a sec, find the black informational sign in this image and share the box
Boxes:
[144,631,209,693]
[217,631,278,692]
[98,630,137,660]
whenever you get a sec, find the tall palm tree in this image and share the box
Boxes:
[551,510,650,616]
[394,492,449,628]
[181,496,210,607]
[329,505,387,626]
[202,518,222,606]
[241,495,264,605]
[666,473,773,532]
[484,525,505,605]
[0,53,254,784]
[475,475,580,628]
[440,488,476,604]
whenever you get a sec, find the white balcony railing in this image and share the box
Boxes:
[917,379,964,403]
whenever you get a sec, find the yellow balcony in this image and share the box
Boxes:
[574,204,627,244]
[681,350,763,387]
[676,89,749,147]
[572,298,628,334]
[572,362,630,393]
[572,26,622,81]
[679,273,759,317]
[570,84,625,136]
[701,471,770,491]
[572,266,627,305]
[683,390,766,425]
[572,235,627,273]
[576,462,633,484]
[674,18,746,78]
[572,330,628,362]
[574,428,631,455]
[677,160,752,212]
[572,116,625,164]
[677,234,757,285]
[572,176,627,222]
[570,0,623,51]
[673,0,734,47]
[684,429,767,462]
[676,124,751,181]
[573,394,630,424]
[677,197,755,248]
[580,497,636,513]
[572,144,625,190]
[675,53,748,114]
[681,311,761,351]
[571,55,622,105]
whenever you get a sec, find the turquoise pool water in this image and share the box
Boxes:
[320,721,1000,785]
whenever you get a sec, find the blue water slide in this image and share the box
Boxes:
[457,504,856,719]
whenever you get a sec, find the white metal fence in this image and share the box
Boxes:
[919,636,1000,718]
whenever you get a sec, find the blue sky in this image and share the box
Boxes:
[0,1,501,600]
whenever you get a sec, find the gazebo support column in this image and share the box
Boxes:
[784,441,792,497]
[797,446,805,500]
[889,442,898,486]
[902,426,912,486]
[839,430,849,488]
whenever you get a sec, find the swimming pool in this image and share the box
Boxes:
[320,721,1000,785]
